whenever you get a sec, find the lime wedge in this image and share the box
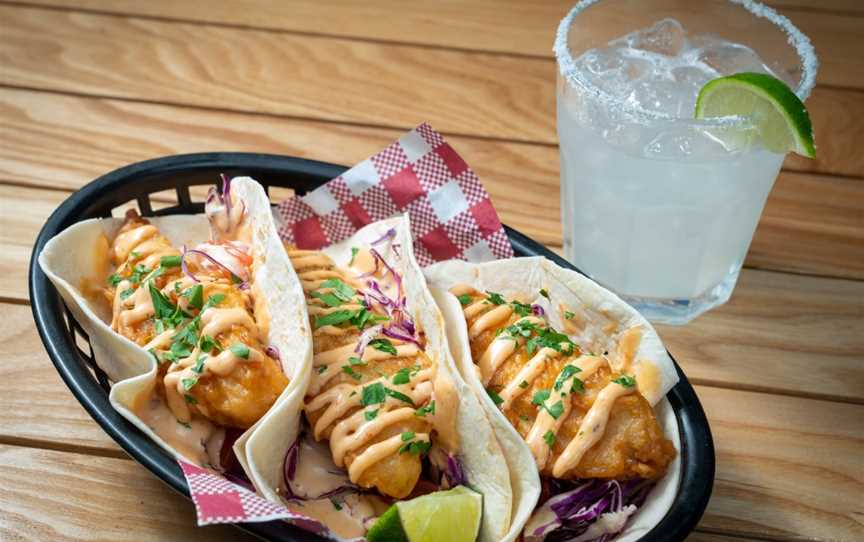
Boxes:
[367,486,482,542]
[694,72,815,158]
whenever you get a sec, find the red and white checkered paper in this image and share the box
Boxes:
[275,122,513,265]
[177,123,512,533]
[180,459,353,537]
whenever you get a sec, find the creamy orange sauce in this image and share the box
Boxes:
[288,243,442,499]
[452,285,645,477]
[283,436,387,539]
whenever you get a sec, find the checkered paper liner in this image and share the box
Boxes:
[180,459,357,538]
[275,122,513,264]
[177,123,512,534]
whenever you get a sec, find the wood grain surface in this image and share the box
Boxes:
[2,89,861,281]
[0,445,249,541]
[0,5,862,179]
[1,0,862,541]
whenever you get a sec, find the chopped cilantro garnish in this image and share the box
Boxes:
[554,365,582,391]
[160,255,182,268]
[173,281,182,294]
[199,335,221,353]
[385,387,414,405]
[415,401,435,417]
[313,310,355,329]
[401,431,415,442]
[149,282,177,320]
[203,294,225,311]
[399,438,431,455]
[229,343,249,360]
[311,290,343,307]
[181,377,198,391]
[329,497,342,511]
[392,367,411,385]
[510,300,533,317]
[364,409,378,421]
[317,365,327,375]
[543,430,556,447]
[119,288,135,300]
[525,326,575,356]
[547,400,564,420]
[369,338,397,355]
[192,355,206,374]
[485,291,506,305]
[341,364,362,381]
[186,284,204,310]
[319,279,355,302]
[107,273,121,287]
[349,247,359,265]
[571,377,585,394]
[129,251,140,260]
[564,310,575,320]
[129,264,150,284]
[487,388,504,406]
[361,382,386,406]
[184,394,198,405]
[612,375,636,388]
[531,389,551,406]
[539,288,550,300]
[519,414,530,422]
[518,380,529,389]
[348,356,366,366]
[457,294,471,306]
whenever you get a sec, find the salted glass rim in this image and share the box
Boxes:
[553,0,819,127]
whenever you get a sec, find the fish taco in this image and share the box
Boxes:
[240,216,523,541]
[424,257,682,542]
[38,176,309,469]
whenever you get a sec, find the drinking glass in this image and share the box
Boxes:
[555,0,817,324]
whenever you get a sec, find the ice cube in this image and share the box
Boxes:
[697,41,769,76]
[618,18,687,57]
[579,49,624,75]
[625,77,691,116]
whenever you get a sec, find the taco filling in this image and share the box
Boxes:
[277,228,489,538]
[449,286,675,541]
[104,178,287,465]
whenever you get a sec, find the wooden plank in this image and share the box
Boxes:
[0,444,781,542]
[0,5,862,180]
[22,1,864,82]
[0,303,122,454]
[695,385,864,542]
[0,445,251,541]
[657,268,864,403]
[2,90,862,282]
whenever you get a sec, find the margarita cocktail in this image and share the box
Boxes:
[555,0,817,324]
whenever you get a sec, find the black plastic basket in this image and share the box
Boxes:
[29,153,714,542]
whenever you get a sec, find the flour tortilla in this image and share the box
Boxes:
[242,215,515,542]
[38,177,311,468]
[424,256,681,541]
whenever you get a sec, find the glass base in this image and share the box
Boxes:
[619,267,742,325]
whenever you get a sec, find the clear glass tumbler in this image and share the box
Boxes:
[555,0,817,324]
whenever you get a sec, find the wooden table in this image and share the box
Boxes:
[1,1,861,541]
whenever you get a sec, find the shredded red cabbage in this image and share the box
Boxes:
[265,345,280,361]
[181,245,248,289]
[526,478,654,542]
[370,228,396,246]
[354,324,383,355]
[532,304,545,316]
[445,454,467,487]
[282,436,360,501]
